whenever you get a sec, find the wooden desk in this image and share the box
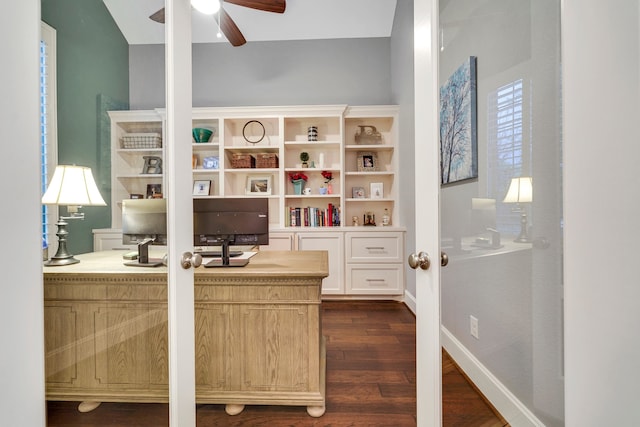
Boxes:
[44,250,328,417]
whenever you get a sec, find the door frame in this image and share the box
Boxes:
[165,0,197,425]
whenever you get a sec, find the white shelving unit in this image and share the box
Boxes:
[101,105,404,297]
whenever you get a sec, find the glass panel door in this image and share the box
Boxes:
[438,1,564,425]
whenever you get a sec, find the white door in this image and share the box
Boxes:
[413,0,443,425]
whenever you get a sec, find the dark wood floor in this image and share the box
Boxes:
[46,301,507,426]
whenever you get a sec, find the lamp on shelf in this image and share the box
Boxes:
[503,176,533,243]
[42,165,106,266]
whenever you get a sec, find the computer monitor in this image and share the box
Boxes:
[470,198,497,235]
[193,198,269,267]
[122,198,167,267]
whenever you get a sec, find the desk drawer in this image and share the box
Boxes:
[346,232,403,262]
[346,264,403,295]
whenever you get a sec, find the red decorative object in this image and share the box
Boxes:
[289,172,308,182]
[321,170,333,183]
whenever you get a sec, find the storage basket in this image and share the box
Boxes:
[122,133,162,149]
[255,153,279,168]
[231,153,255,169]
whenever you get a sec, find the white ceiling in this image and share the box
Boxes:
[103,0,398,45]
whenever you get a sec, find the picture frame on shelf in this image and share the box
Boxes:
[370,182,384,199]
[352,186,366,199]
[146,184,162,199]
[202,156,219,170]
[193,180,211,196]
[246,175,272,195]
[357,151,378,172]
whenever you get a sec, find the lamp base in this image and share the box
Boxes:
[43,217,81,266]
[513,211,531,243]
[44,255,80,266]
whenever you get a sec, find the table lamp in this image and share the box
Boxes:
[42,165,106,266]
[503,176,533,243]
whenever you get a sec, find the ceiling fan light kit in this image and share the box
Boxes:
[150,0,286,47]
[191,0,221,15]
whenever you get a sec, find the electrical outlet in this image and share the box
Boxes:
[470,315,479,339]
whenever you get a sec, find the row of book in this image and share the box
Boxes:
[288,204,341,227]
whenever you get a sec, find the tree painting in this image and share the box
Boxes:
[440,56,478,185]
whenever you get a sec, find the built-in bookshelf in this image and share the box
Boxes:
[102,105,404,297]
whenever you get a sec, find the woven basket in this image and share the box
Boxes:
[256,153,279,168]
[231,153,255,169]
[122,133,162,149]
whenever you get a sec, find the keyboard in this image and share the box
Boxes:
[195,250,243,258]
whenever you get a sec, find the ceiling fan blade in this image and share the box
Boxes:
[220,7,247,47]
[149,8,165,23]
[224,0,286,14]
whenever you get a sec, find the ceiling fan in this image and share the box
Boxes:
[149,0,286,47]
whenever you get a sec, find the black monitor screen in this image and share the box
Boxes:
[122,198,167,245]
[193,198,269,247]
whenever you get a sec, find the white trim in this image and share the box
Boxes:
[441,327,544,427]
[40,21,58,248]
[404,289,417,314]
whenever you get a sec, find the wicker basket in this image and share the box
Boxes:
[256,153,279,168]
[231,153,255,169]
[122,133,162,149]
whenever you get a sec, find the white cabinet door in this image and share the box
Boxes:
[264,232,295,251]
[297,232,344,295]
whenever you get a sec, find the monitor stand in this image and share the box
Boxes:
[124,238,163,267]
[204,239,249,268]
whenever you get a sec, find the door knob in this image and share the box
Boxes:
[408,251,431,270]
[180,252,202,269]
[441,251,449,267]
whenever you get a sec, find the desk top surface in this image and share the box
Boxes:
[43,250,329,278]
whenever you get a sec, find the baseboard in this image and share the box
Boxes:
[403,290,416,314]
[441,327,544,427]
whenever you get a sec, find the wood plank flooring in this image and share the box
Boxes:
[46,301,507,426]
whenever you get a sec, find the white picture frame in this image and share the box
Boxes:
[246,175,272,195]
[193,180,211,196]
[370,182,384,199]
[352,186,366,199]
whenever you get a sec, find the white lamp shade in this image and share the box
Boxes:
[503,176,533,204]
[191,0,220,15]
[42,165,106,206]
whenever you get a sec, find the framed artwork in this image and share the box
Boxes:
[370,182,384,199]
[357,151,378,172]
[193,180,211,196]
[440,56,478,185]
[352,186,366,199]
[146,184,162,199]
[246,175,272,195]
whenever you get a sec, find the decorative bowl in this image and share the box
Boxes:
[192,127,214,143]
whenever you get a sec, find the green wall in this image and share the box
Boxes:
[42,0,129,254]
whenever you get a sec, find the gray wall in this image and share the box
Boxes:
[390,0,416,299]
[130,38,393,109]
